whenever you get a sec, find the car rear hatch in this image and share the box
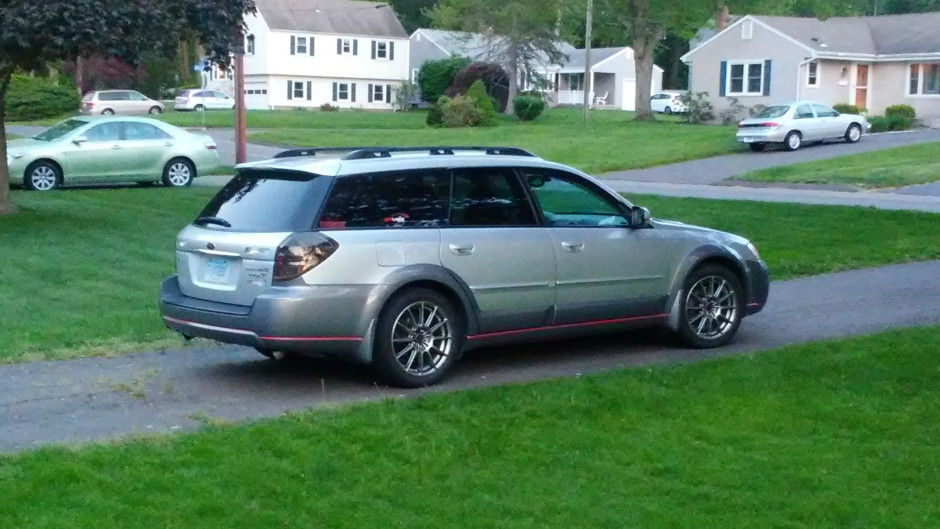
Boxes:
[175,167,334,307]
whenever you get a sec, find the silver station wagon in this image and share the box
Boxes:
[160,147,769,387]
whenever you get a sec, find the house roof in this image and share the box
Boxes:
[255,0,408,39]
[559,47,623,69]
[757,12,940,57]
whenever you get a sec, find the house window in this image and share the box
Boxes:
[728,61,763,95]
[296,36,308,55]
[337,83,350,101]
[807,62,819,87]
[246,35,255,55]
[742,20,754,40]
[376,41,388,59]
[342,39,352,54]
[289,80,306,99]
[372,84,385,102]
[908,63,940,95]
[411,68,419,83]
[910,64,920,94]
[562,73,584,91]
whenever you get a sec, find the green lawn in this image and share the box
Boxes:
[1,189,938,364]
[2,325,938,528]
[739,143,940,189]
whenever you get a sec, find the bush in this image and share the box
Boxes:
[680,91,715,124]
[319,102,339,112]
[885,104,915,119]
[446,62,510,112]
[868,115,914,132]
[440,95,483,128]
[513,95,546,121]
[465,80,498,126]
[833,103,861,115]
[426,96,446,126]
[6,74,79,121]
[417,57,470,104]
[394,81,420,111]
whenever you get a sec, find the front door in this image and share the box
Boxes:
[854,65,869,110]
[63,121,130,181]
[439,167,555,333]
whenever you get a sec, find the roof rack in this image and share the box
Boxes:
[273,146,536,160]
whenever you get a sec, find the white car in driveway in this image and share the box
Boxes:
[736,101,870,152]
[650,91,687,114]
[174,90,235,111]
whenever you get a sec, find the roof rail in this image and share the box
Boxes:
[273,146,536,160]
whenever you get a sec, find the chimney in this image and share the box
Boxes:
[716,5,730,32]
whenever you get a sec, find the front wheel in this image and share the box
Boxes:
[162,158,195,187]
[784,131,802,151]
[148,106,162,115]
[372,288,463,388]
[24,161,61,191]
[676,264,744,348]
[844,123,862,143]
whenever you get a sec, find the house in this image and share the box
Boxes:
[409,28,663,110]
[241,0,410,110]
[681,12,940,118]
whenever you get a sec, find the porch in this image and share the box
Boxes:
[550,71,616,108]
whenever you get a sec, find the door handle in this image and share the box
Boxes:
[164,142,173,147]
[561,241,585,252]
[111,145,122,150]
[449,243,475,256]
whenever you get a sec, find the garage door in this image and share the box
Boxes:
[621,79,636,111]
[245,83,269,110]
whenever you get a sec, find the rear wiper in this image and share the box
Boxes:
[194,216,232,228]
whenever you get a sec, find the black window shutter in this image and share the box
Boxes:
[353,39,358,55]
[385,84,391,103]
[389,42,395,60]
[337,38,342,54]
[719,60,727,97]
[287,80,293,100]
[290,36,296,55]
[332,82,338,102]
[307,81,312,100]
[351,83,356,102]
[763,59,772,96]
[371,40,376,59]
[368,84,373,102]
[310,38,315,56]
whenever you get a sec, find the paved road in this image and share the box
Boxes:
[2,260,938,452]
[603,129,940,186]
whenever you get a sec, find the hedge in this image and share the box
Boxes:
[6,74,79,121]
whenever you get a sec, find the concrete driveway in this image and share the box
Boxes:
[2,260,938,452]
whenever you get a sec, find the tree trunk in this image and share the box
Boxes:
[74,56,85,97]
[632,29,660,121]
[0,71,18,215]
[506,42,519,116]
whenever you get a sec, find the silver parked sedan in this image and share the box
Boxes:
[160,147,769,387]
[7,117,220,190]
[736,101,869,151]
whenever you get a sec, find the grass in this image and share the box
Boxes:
[1,325,938,528]
[739,143,940,189]
[1,189,938,364]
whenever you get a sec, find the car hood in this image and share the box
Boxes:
[652,218,751,247]
[6,138,48,152]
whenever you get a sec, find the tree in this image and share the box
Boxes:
[429,0,567,115]
[0,0,255,215]
[386,0,439,33]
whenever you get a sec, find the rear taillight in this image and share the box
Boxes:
[273,233,339,282]
[760,122,779,128]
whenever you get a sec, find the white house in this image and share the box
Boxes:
[242,0,411,110]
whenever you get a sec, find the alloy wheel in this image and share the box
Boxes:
[166,162,192,186]
[30,166,58,191]
[390,301,453,377]
[684,275,738,340]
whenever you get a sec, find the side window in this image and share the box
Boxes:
[812,104,838,117]
[98,92,117,101]
[213,91,229,99]
[115,91,132,101]
[124,122,172,140]
[128,91,147,101]
[523,169,628,227]
[449,168,538,227]
[795,105,814,119]
[84,122,123,142]
[318,170,450,229]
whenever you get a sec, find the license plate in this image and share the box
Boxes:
[204,257,231,284]
[741,137,755,143]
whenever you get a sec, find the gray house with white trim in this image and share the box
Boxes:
[681,12,940,118]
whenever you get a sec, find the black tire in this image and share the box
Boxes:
[162,158,195,187]
[844,123,862,143]
[101,108,115,115]
[676,264,744,349]
[24,161,61,191]
[784,131,802,151]
[372,287,464,388]
[148,106,162,115]
[664,106,673,115]
[748,143,766,152]
[194,104,205,112]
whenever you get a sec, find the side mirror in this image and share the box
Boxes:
[629,206,651,228]
[72,136,88,145]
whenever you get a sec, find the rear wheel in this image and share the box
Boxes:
[101,108,115,115]
[372,288,463,388]
[24,161,61,191]
[676,264,744,348]
[194,104,205,112]
[844,123,862,143]
[162,158,194,187]
[148,106,162,115]
[664,106,673,115]
[748,143,766,152]
[784,131,802,151]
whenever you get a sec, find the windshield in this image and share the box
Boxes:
[33,119,88,141]
[753,106,790,119]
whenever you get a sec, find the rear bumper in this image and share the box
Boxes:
[736,129,787,144]
[744,259,770,316]
[159,276,387,359]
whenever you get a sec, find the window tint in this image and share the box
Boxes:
[318,170,450,229]
[795,105,814,119]
[198,169,333,232]
[84,122,123,142]
[523,169,628,227]
[450,168,537,227]
[124,122,171,140]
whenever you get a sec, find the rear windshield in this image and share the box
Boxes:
[82,93,94,101]
[196,169,332,232]
[753,105,790,118]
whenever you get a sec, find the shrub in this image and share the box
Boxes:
[394,81,420,111]
[440,95,482,128]
[319,102,339,112]
[680,91,715,124]
[833,103,861,115]
[465,80,498,126]
[445,62,510,112]
[868,115,914,132]
[885,104,915,119]
[417,57,470,104]
[425,96,447,126]
[6,74,79,121]
[513,95,546,121]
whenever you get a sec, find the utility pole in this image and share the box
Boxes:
[234,32,247,165]
[582,0,593,123]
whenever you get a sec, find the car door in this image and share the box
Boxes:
[212,91,234,109]
[439,167,556,333]
[120,121,174,178]
[792,104,821,140]
[62,122,130,181]
[811,103,843,138]
[125,91,151,114]
[521,168,669,325]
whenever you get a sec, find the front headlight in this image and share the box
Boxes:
[747,242,760,259]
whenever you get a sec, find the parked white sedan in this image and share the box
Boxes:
[174,90,235,111]
[736,101,870,152]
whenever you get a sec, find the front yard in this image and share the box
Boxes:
[2,325,937,528]
[1,188,939,364]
